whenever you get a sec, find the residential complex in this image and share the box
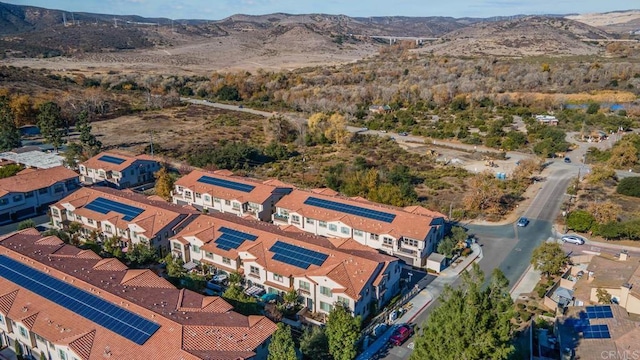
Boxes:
[79,152,160,189]
[172,169,293,222]
[50,187,198,252]
[0,166,79,225]
[170,213,401,319]
[0,228,276,360]
[271,188,446,267]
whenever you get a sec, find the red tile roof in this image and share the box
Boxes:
[0,166,77,197]
[0,229,276,360]
[276,189,445,240]
[81,151,158,173]
[174,169,293,205]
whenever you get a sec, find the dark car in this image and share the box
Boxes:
[564,157,571,163]
[517,217,529,227]
[389,325,413,346]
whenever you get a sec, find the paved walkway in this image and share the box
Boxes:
[357,244,483,360]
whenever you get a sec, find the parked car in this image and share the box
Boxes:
[561,235,586,245]
[379,130,387,133]
[206,281,225,293]
[399,132,409,136]
[517,217,529,227]
[389,324,414,346]
[564,157,571,163]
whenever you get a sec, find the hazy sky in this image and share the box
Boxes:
[4,0,637,20]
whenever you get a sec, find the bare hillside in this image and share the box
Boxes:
[418,16,611,57]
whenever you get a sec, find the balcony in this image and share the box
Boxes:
[273,214,289,222]
[397,247,416,256]
[248,272,261,279]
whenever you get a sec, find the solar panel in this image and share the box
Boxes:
[269,240,328,269]
[215,227,258,250]
[586,305,614,319]
[304,197,396,223]
[583,324,611,339]
[98,155,126,165]
[197,176,255,193]
[0,255,159,345]
[84,197,144,221]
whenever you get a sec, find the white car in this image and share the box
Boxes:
[561,235,586,245]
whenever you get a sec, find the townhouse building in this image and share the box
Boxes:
[0,166,79,224]
[0,228,276,360]
[79,151,160,189]
[172,170,293,222]
[170,213,401,319]
[272,189,447,268]
[50,187,198,253]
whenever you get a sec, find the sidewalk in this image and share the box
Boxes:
[510,265,541,300]
[356,244,483,360]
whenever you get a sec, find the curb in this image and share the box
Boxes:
[510,264,532,295]
[407,298,433,324]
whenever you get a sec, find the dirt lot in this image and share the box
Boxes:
[92,104,266,159]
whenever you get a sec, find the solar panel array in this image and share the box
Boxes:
[304,197,396,223]
[215,226,258,251]
[197,175,256,193]
[583,324,611,339]
[269,240,328,269]
[586,305,613,319]
[0,255,160,345]
[84,197,144,221]
[98,155,126,165]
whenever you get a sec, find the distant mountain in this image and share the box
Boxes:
[420,16,614,57]
[566,10,640,34]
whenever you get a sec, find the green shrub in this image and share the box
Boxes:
[617,177,640,198]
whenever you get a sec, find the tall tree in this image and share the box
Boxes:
[76,110,102,156]
[411,264,515,360]
[37,101,66,151]
[154,167,175,201]
[325,304,361,360]
[267,323,297,360]
[300,326,329,360]
[530,242,569,278]
[0,96,21,151]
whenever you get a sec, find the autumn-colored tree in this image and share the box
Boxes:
[462,171,505,215]
[9,94,34,127]
[154,167,175,201]
[511,158,541,182]
[587,201,622,224]
[607,140,639,169]
[586,164,617,185]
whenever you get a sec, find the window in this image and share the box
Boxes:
[195,192,202,199]
[53,184,64,193]
[299,280,310,292]
[250,266,260,276]
[320,286,332,297]
[98,170,106,177]
[383,237,394,246]
[51,208,60,217]
[38,188,48,195]
[341,226,350,235]
[112,171,120,177]
[184,191,192,198]
[0,198,7,206]
[193,245,200,253]
[232,202,241,209]
[222,257,231,265]
[87,219,94,225]
[205,251,214,259]
[225,200,231,206]
[354,229,363,237]
[0,313,3,324]
[279,209,289,217]
[24,191,34,199]
[105,224,113,233]
[35,333,46,344]
[320,301,333,312]
[403,238,419,247]
[79,165,85,173]
[328,224,337,231]
[272,273,283,282]
[13,195,22,202]
[318,220,327,228]
[306,218,314,225]
[204,195,211,203]
[173,242,182,250]
[214,197,221,203]
[291,215,300,223]
[19,326,27,337]
[337,296,350,307]
[370,233,379,241]
[59,349,68,360]
[176,186,184,193]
